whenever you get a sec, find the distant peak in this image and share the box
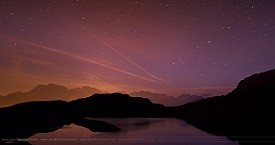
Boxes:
[131,90,168,96]
[36,83,65,88]
[80,86,100,90]
[81,86,91,89]
[31,84,68,93]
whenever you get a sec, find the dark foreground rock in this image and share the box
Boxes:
[177,69,275,144]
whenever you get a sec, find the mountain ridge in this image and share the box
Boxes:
[0,84,103,107]
[1,84,203,107]
[130,91,203,106]
[1,68,275,144]
[177,68,275,143]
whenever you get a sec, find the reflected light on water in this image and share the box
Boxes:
[29,118,239,145]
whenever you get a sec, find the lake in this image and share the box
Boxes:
[28,118,239,145]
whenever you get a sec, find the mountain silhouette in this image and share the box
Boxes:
[130,91,203,106]
[176,93,203,104]
[0,84,102,107]
[1,69,275,144]
[0,84,203,107]
[70,93,167,117]
[178,69,275,144]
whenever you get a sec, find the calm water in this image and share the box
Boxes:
[29,118,239,145]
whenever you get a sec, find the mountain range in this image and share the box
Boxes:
[0,84,202,107]
[130,91,203,106]
[0,84,102,107]
[1,68,275,144]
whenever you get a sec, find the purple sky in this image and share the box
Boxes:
[0,0,274,96]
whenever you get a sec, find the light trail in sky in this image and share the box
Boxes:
[0,33,167,85]
[97,38,173,85]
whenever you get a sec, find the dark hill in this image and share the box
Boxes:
[235,69,275,92]
[0,101,71,139]
[70,93,166,117]
[178,69,275,144]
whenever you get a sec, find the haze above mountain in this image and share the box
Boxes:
[0,84,203,107]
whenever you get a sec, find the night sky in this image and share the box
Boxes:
[0,0,274,96]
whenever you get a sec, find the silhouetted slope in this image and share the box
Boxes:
[70,93,167,117]
[0,101,71,139]
[0,84,102,107]
[130,91,172,105]
[130,91,203,106]
[176,93,203,104]
[235,69,275,92]
[178,69,275,143]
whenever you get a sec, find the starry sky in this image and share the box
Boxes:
[0,0,274,96]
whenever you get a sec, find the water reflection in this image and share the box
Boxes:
[29,118,239,145]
